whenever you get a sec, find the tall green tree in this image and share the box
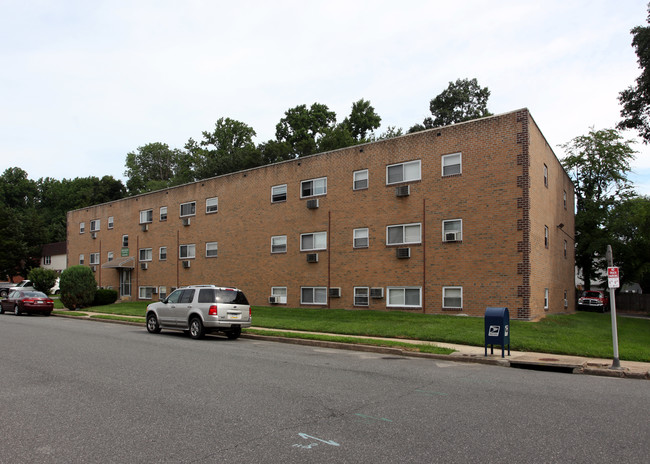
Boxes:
[342,99,382,141]
[560,128,636,289]
[618,4,650,143]
[275,103,337,157]
[124,142,188,194]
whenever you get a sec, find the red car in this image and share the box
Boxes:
[0,290,54,316]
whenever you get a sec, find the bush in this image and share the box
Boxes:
[27,268,58,294]
[93,288,118,306]
[59,266,97,310]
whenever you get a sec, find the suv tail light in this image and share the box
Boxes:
[209,305,218,316]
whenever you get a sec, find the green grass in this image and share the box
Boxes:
[90,314,146,323]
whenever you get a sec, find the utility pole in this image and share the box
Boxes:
[605,245,621,370]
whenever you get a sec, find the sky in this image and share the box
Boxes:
[2,0,650,195]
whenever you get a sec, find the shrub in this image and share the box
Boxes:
[60,266,97,310]
[93,288,118,306]
[27,268,58,294]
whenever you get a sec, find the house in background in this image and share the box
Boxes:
[41,241,67,274]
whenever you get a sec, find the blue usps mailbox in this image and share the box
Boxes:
[484,307,510,358]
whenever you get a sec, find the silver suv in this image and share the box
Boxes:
[145,285,251,340]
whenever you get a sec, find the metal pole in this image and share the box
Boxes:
[606,245,621,370]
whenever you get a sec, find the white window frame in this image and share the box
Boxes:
[79,222,85,234]
[139,248,153,262]
[354,287,369,307]
[79,254,85,265]
[107,251,114,262]
[89,253,99,265]
[108,216,114,229]
[206,242,218,258]
[160,206,168,221]
[353,169,368,190]
[159,247,167,261]
[90,219,100,232]
[300,232,327,251]
[122,235,129,247]
[140,209,153,224]
[563,191,567,209]
[564,240,567,258]
[180,201,196,217]
[353,228,369,248]
[545,225,549,248]
[301,287,327,305]
[44,256,51,265]
[386,223,421,246]
[442,153,462,177]
[179,244,196,259]
[206,197,218,214]
[442,286,463,309]
[301,177,327,198]
[271,235,287,254]
[386,160,421,185]
[544,288,549,309]
[544,164,549,187]
[387,287,422,308]
[139,286,155,300]
[271,184,287,203]
[442,219,463,242]
[158,286,167,300]
[271,287,287,304]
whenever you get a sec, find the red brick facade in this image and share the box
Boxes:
[66,109,575,319]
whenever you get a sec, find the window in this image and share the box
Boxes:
[543,164,548,187]
[563,191,567,209]
[159,247,167,261]
[180,201,196,217]
[160,206,168,222]
[387,287,422,308]
[354,287,369,306]
[139,287,155,300]
[271,184,287,203]
[544,288,549,309]
[122,235,129,247]
[442,153,462,176]
[90,219,100,232]
[301,177,327,198]
[206,242,218,258]
[300,232,327,251]
[89,253,99,265]
[353,170,368,190]
[271,235,287,253]
[443,287,463,309]
[564,290,568,308]
[159,286,167,300]
[386,223,421,245]
[301,287,327,305]
[79,254,85,265]
[271,287,287,304]
[108,216,114,229]
[443,219,462,242]
[387,160,421,184]
[180,244,196,259]
[140,209,153,224]
[139,248,153,262]
[79,222,85,234]
[564,240,567,258]
[44,256,51,265]
[107,251,114,261]
[206,197,218,214]
[353,228,369,248]
[545,226,549,248]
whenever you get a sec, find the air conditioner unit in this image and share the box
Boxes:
[445,232,460,242]
[140,262,148,270]
[370,287,384,299]
[306,198,319,209]
[328,287,341,298]
[182,260,191,268]
[396,247,411,259]
[90,265,97,272]
[141,224,149,232]
[182,218,191,226]
[395,185,410,197]
[268,296,277,304]
[306,253,319,263]
[91,232,97,239]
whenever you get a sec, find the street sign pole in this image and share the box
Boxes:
[606,245,621,370]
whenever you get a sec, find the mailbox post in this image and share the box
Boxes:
[484,307,510,358]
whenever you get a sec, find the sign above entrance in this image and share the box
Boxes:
[121,248,129,257]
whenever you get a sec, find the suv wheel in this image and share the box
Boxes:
[146,314,161,334]
[189,317,205,340]
[0,289,7,298]
[226,327,241,340]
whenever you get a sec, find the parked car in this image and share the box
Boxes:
[0,282,15,298]
[0,290,54,316]
[146,285,251,340]
[1,280,34,298]
[577,290,610,312]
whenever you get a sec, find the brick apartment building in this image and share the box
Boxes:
[66,109,575,320]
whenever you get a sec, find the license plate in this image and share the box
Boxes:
[227,314,241,320]
[36,301,43,304]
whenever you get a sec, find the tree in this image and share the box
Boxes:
[342,99,382,141]
[423,78,492,128]
[275,103,337,157]
[618,4,650,143]
[28,267,58,294]
[560,128,636,289]
[0,202,25,281]
[59,265,97,310]
[124,143,186,194]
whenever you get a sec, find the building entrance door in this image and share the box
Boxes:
[120,269,131,297]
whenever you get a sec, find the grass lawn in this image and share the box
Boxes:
[55,302,650,362]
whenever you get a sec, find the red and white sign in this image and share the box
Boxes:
[608,267,620,289]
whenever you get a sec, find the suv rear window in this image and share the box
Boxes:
[198,289,249,305]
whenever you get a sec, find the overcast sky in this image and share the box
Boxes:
[2,0,650,195]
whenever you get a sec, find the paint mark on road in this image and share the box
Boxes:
[355,413,393,423]
[292,433,340,449]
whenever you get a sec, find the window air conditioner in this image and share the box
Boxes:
[370,287,384,299]
[182,260,191,268]
[182,218,191,226]
[328,287,341,298]
[140,262,148,270]
[141,224,149,232]
[396,247,411,259]
[306,253,319,263]
[268,296,277,304]
[395,185,410,197]
[445,232,460,242]
[306,198,319,209]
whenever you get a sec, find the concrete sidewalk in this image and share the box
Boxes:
[54,312,650,380]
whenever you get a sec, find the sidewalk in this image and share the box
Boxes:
[54,312,650,380]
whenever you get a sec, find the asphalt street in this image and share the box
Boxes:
[1,315,648,463]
